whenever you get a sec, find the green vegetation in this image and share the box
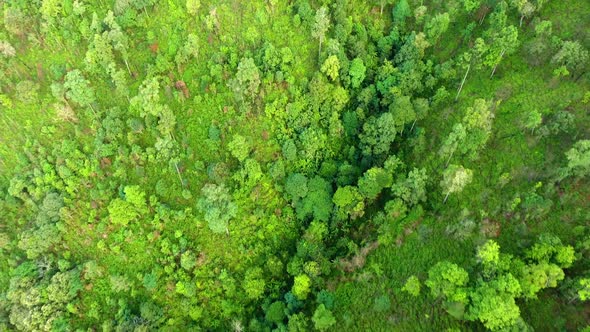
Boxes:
[0,0,589,331]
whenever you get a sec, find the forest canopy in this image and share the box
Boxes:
[0,0,589,331]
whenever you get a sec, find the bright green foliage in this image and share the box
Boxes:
[518,262,564,299]
[358,167,393,200]
[285,173,309,202]
[266,301,287,324]
[467,274,522,330]
[523,109,543,134]
[392,168,428,205]
[312,7,330,58]
[312,304,336,331]
[333,186,365,220]
[460,99,494,159]
[389,95,415,133]
[228,134,251,162]
[180,251,197,271]
[287,312,310,331]
[526,234,576,268]
[551,41,589,77]
[293,274,311,300]
[107,186,147,226]
[296,176,333,221]
[124,185,147,212]
[485,25,520,76]
[186,0,201,15]
[425,261,469,303]
[425,13,450,44]
[349,58,366,88]
[321,55,340,81]
[197,183,237,234]
[359,112,397,156]
[108,199,137,226]
[243,268,266,300]
[441,165,473,203]
[440,123,467,166]
[579,279,590,301]
[565,140,590,178]
[477,240,501,267]
[402,276,421,297]
[64,70,96,108]
[18,223,62,259]
[1,1,589,331]
[392,0,412,25]
[130,77,162,118]
[462,0,481,12]
[6,268,81,332]
[230,57,261,104]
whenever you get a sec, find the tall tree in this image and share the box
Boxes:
[312,7,330,60]
[441,165,473,203]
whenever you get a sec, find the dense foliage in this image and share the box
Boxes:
[0,0,589,331]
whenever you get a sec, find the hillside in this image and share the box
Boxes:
[0,0,589,331]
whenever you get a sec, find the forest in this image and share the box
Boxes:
[0,0,589,331]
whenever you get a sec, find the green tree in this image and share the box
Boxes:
[265,301,286,325]
[523,109,542,134]
[389,95,415,135]
[440,123,467,167]
[296,176,333,222]
[243,268,266,300]
[108,199,138,226]
[312,7,330,59]
[392,168,428,205]
[579,279,590,301]
[186,0,200,15]
[228,134,251,162]
[358,167,393,201]
[456,38,488,100]
[402,276,421,297]
[292,274,311,300]
[441,165,473,203]
[551,41,589,79]
[460,99,494,160]
[565,140,590,178]
[312,304,336,331]
[229,57,261,104]
[392,0,411,26]
[321,55,340,81]
[462,0,481,12]
[467,274,522,330]
[425,13,450,45]
[197,183,237,234]
[359,112,397,156]
[333,185,365,220]
[486,25,520,78]
[285,173,309,203]
[349,58,366,88]
[426,261,469,304]
[64,70,96,109]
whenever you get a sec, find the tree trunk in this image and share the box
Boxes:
[380,3,384,15]
[318,38,322,61]
[455,63,471,101]
[124,58,131,75]
[174,162,184,187]
[443,191,450,204]
[520,14,525,27]
[479,12,487,25]
[490,49,506,78]
[445,148,455,167]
